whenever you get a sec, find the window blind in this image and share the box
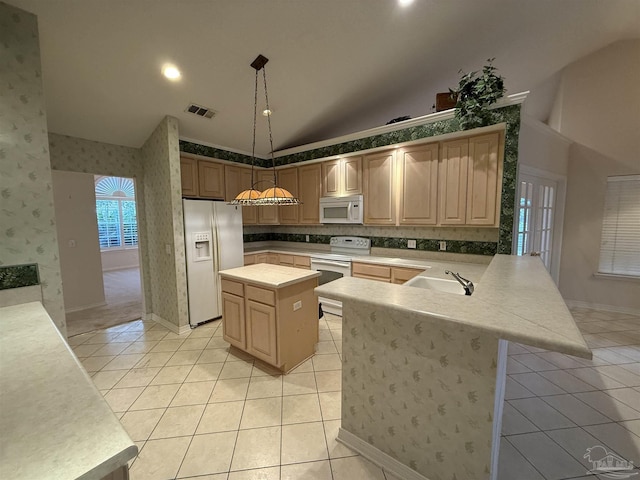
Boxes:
[598,175,640,277]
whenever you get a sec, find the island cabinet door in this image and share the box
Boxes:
[222,292,246,350]
[246,300,278,366]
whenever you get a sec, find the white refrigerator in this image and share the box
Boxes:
[183,199,244,327]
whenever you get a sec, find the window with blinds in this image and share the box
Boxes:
[94,176,138,250]
[598,175,640,277]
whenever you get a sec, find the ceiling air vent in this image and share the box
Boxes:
[185,103,216,119]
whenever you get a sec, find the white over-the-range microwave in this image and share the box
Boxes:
[319,194,364,224]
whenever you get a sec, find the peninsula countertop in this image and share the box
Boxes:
[0,302,137,479]
[315,254,591,358]
[219,263,320,288]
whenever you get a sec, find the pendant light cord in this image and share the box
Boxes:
[262,67,277,188]
[251,68,259,189]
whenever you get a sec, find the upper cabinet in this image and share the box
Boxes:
[363,150,395,225]
[257,170,279,225]
[198,160,225,199]
[298,164,322,224]
[466,133,502,226]
[224,164,257,225]
[439,132,502,227]
[398,144,439,225]
[278,167,299,224]
[321,156,362,197]
[180,157,199,197]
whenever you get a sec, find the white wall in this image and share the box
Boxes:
[52,171,106,312]
[101,249,139,271]
[518,115,571,176]
[549,39,640,311]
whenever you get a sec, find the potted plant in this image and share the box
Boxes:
[450,58,506,130]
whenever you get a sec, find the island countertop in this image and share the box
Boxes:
[315,254,591,358]
[219,263,320,289]
[0,302,137,479]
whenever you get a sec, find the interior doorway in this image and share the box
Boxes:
[64,175,144,337]
[513,165,566,284]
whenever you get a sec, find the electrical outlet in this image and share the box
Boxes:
[293,300,302,311]
[407,239,416,249]
[306,235,310,243]
[439,241,447,251]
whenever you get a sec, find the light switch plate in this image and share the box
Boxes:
[407,239,416,249]
[439,241,447,251]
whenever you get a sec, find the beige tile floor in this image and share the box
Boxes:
[69,308,640,480]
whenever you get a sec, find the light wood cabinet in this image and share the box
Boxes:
[246,298,278,365]
[278,253,310,269]
[466,133,502,226]
[298,164,322,224]
[398,144,439,225]
[363,150,396,225]
[244,254,257,266]
[278,167,299,224]
[220,267,319,372]
[257,170,279,224]
[439,138,469,225]
[353,262,424,284]
[225,164,258,225]
[198,160,225,199]
[321,156,362,197]
[180,157,199,197]
[221,287,246,350]
[439,132,502,227]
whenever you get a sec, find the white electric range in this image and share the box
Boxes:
[310,236,370,316]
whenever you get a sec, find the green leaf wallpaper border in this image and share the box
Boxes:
[0,264,40,290]
[243,232,497,256]
[185,104,521,256]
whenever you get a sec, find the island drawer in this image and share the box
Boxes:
[246,285,276,306]
[352,262,391,280]
[221,279,244,297]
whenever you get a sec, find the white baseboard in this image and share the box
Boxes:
[150,313,191,335]
[65,301,107,314]
[336,428,430,480]
[565,300,640,316]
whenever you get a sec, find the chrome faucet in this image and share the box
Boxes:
[445,270,474,296]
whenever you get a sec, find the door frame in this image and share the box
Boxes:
[513,165,567,284]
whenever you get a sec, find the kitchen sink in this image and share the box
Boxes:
[404,275,470,295]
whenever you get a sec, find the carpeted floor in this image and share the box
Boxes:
[66,268,142,337]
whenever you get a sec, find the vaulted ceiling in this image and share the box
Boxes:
[8,0,640,156]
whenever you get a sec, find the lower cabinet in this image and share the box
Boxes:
[221,276,319,372]
[352,262,424,284]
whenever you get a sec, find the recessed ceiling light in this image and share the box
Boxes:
[398,0,414,6]
[162,64,181,81]
[262,109,272,117]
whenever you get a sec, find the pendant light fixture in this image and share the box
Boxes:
[231,54,300,206]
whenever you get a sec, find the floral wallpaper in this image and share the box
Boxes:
[47,133,152,310]
[179,140,266,167]
[0,4,65,332]
[141,116,189,330]
[341,302,499,480]
[0,264,39,290]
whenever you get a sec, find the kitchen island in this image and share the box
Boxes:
[315,254,591,480]
[219,264,320,372]
[0,302,137,480]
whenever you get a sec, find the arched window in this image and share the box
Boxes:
[95,176,138,249]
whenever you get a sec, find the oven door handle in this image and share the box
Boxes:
[311,259,351,268]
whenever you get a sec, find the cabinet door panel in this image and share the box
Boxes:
[322,160,340,197]
[343,156,363,195]
[467,133,500,226]
[180,157,198,197]
[224,165,257,224]
[439,139,469,225]
[222,292,245,349]
[246,300,278,365]
[363,151,395,225]
[298,164,321,224]
[198,161,225,199]
[278,167,299,224]
[399,144,438,225]
[257,170,279,224]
